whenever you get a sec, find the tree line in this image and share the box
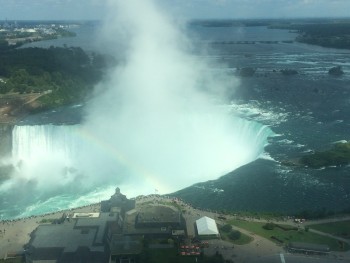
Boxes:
[272,22,350,50]
[0,46,116,110]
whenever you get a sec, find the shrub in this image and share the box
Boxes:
[229,230,241,240]
[263,223,276,230]
[221,224,232,233]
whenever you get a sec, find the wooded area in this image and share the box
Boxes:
[0,47,114,111]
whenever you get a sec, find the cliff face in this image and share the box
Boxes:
[0,124,13,158]
[0,93,45,124]
[0,93,45,157]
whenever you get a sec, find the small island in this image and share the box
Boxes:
[280,69,298,76]
[328,66,344,76]
[300,142,350,168]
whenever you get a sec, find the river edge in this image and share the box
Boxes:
[1,194,350,262]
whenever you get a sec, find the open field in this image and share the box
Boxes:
[220,230,253,245]
[141,248,223,263]
[0,258,22,263]
[310,220,350,238]
[229,219,349,251]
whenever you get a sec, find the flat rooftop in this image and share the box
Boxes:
[137,205,180,224]
[72,212,100,218]
[30,212,119,253]
[31,222,100,253]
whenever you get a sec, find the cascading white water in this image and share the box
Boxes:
[11,114,274,193]
[1,0,279,219]
[12,125,81,166]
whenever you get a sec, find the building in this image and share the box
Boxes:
[25,189,187,263]
[108,205,186,262]
[195,216,219,238]
[101,188,136,216]
[121,205,186,237]
[108,235,143,263]
[26,212,120,263]
[26,188,136,263]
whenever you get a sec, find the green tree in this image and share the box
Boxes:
[263,223,276,230]
[229,230,241,240]
[221,224,232,233]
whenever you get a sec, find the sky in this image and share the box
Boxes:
[0,0,349,21]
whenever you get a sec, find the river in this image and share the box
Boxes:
[1,22,349,218]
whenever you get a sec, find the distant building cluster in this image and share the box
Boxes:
[25,188,220,263]
[0,21,78,46]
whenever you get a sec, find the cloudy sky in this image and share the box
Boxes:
[0,0,349,20]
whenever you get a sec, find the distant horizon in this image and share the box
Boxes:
[1,0,350,21]
[1,17,350,23]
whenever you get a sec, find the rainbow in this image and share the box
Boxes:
[70,124,168,194]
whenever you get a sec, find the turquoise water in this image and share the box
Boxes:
[2,22,349,217]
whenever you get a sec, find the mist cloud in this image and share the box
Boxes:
[0,0,272,218]
[0,0,267,206]
[81,0,260,195]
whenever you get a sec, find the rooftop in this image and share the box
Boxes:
[29,212,119,254]
[137,205,181,225]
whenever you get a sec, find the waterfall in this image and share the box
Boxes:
[3,116,274,219]
[11,116,274,189]
[12,125,81,166]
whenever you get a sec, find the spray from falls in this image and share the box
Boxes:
[1,0,275,218]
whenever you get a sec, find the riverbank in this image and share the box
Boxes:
[1,194,350,262]
[0,195,282,262]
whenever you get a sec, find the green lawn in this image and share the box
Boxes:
[142,248,196,263]
[0,258,22,263]
[141,248,224,263]
[229,219,349,251]
[220,230,253,245]
[310,220,350,238]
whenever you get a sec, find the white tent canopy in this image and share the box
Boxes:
[196,216,219,236]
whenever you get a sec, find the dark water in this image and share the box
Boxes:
[174,24,350,214]
[21,22,100,52]
[10,23,350,215]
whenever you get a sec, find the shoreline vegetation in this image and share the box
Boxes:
[0,46,115,123]
[270,21,350,50]
[0,18,348,124]
[191,18,350,50]
[282,142,350,169]
[300,142,350,168]
[0,21,116,123]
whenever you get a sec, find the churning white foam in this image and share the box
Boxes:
[1,0,278,219]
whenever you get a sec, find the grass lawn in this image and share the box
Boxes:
[0,258,22,263]
[229,219,349,251]
[220,230,253,245]
[142,248,224,263]
[310,220,350,238]
[143,248,197,263]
